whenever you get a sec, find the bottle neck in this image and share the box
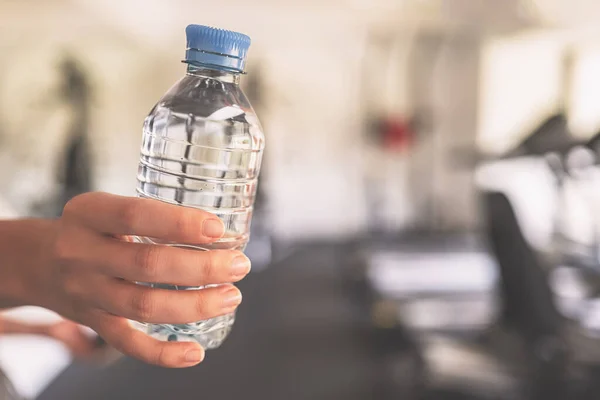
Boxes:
[186,64,241,84]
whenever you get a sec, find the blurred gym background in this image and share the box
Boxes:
[3,0,600,399]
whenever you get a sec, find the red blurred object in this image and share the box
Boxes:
[381,117,414,152]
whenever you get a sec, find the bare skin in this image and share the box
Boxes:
[0,192,251,368]
[0,317,96,358]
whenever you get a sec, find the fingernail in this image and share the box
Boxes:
[202,219,224,238]
[185,348,204,363]
[231,255,251,277]
[222,287,242,308]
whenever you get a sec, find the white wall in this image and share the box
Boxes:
[361,35,416,232]
[0,1,373,240]
[0,1,566,238]
[569,42,600,138]
[477,30,565,155]
[427,35,481,230]
[259,29,369,240]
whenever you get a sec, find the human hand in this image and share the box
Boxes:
[44,319,97,358]
[33,192,250,367]
[0,315,95,358]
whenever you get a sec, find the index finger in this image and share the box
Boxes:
[64,192,224,244]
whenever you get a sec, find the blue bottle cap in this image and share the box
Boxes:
[184,24,251,73]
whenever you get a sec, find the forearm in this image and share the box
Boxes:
[0,219,55,308]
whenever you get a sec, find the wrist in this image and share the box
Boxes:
[0,219,58,308]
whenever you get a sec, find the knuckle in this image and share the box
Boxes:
[63,193,94,218]
[62,200,76,218]
[198,251,217,282]
[108,326,138,358]
[62,274,82,297]
[131,290,156,321]
[155,345,169,366]
[134,245,162,281]
[52,232,76,264]
[62,196,81,218]
[195,291,211,319]
[173,211,195,238]
[120,201,143,232]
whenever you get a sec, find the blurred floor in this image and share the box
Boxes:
[39,244,398,400]
[35,241,592,400]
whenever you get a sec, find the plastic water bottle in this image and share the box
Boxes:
[132,24,264,349]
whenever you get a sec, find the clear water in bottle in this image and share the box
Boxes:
[131,24,264,349]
